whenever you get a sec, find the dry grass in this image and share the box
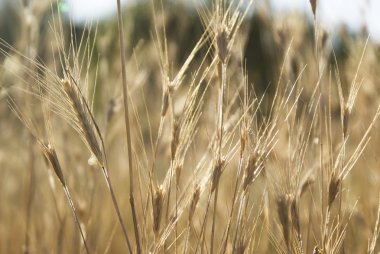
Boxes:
[1,0,380,253]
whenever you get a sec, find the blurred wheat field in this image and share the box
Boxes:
[1,0,380,253]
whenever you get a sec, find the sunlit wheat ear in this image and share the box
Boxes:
[9,101,90,253]
[200,0,252,64]
[61,78,104,166]
[328,172,341,210]
[171,118,180,161]
[216,26,228,64]
[161,86,169,117]
[175,163,183,186]
[313,246,321,254]
[290,196,301,247]
[153,185,164,237]
[40,142,66,187]
[40,142,90,254]
[276,194,291,251]
[342,104,350,139]
[211,157,225,193]
[60,76,132,251]
[242,153,259,193]
[240,127,247,156]
[188,184,200,222]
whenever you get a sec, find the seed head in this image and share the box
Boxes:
[40,142,66,187]
[328,173,341,209]
[240,128,246,156]
[276,194,291,250]
[188,184,200,222]
[216,27,228,64]
[313,246,321,254]
[211,158,225,193]
[171,119,180,161]
[61,79,103,166]
[242,153,259,192]
[153,185,164,235]
[161,86,169,117]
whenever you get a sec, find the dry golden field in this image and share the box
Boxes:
[1,0,380,253]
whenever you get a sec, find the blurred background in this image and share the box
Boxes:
[2,0,380,39]
[1,0,379,99]
[1,0,380,40]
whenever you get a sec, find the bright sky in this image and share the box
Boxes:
[269,0,380,42]
[266,0,366,25]
[65,0,131,22]
[63,0,380,42]
[1,0,379,42]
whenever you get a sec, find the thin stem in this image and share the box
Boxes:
[195,190,213,253]
[164,169,173,251]
[210,183,220,254]
[175,164,179,254]
[24,144,35,254]
[217,63,226,158]
[232,195,247,252]
[23,0,36,252]
[220,156,244,254]
[116,0,141,253]
[102,167,133,253]
[183,221,191,254]
[211,60,226,253]
[63,186,90,254]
